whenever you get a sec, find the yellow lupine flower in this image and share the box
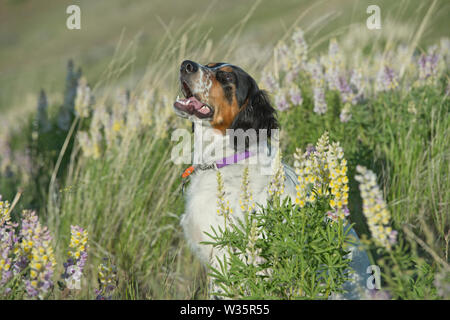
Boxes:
[355,165,397,249]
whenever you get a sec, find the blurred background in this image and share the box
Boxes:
[1,0,449,123]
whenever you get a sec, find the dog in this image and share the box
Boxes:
[173,60,371,299]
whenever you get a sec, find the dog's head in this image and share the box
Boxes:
[173,60,278,135]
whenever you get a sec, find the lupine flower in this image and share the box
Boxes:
[355,166,397,249]
[96,258,118,300]
[323,38,343,91]
[337,76,355,105]
[36,90,51,133]
[0,197,17,293]
[216,171,232,221]
[74,77,92,118]
[0,225,16,291]
[294,132,351,223]
[313,86,327,115]
[261,73,279,93]
[240,169,262,267]
[0,196,11,226]
[268,149,285,200]
[62,226,88,289]
[274,91,289,111]
[58,60,81,131]
[294,152,317,208]
[376,64,399,92]
[245,219,262,267]
[276,42,292,73]
[326,142,350,221]
[239,166,255,215]
[289,84,303,106]
[339,103,352,123]
[291,28,308,68]
[17,210,56,299]
[294,132,330,207]
[78,131,101,159]
[284,66,300,83]
[308,59,328,115]
[308,59,324,85]
[417,46,440,85]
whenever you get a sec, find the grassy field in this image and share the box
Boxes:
[0,0,449,300]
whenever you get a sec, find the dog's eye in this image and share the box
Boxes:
[217,71,234,83]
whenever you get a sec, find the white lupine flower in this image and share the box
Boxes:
[289,84,303,106]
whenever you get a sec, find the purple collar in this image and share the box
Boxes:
[216,150,253,168]
[182,150,254,179]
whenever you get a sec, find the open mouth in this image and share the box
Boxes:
[173,81,214,118]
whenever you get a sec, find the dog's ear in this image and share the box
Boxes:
[230,88,278,137]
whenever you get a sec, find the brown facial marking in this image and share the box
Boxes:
[208,78,240,134]
[206,63,218,67]
[219,66,233,72]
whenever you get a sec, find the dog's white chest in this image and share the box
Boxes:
[180,163,297,263]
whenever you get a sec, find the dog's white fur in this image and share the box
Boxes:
[180,120,372,299]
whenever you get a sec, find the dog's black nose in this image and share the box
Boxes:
[180,60,198,74]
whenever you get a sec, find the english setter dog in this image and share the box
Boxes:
[173,60,371,299]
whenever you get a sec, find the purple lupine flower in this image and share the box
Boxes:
[274,91,289,111]
[342,206,350,217]
[16,210,56,299]
[291,28,308,67]
[418,46,440,83]
[326,210,337,222]
[305,144,316,157]
[289,84,303,106]
[0,223,17,293]
[313,86,327,115]
[96,257,118,300]
[308,59,324,84]
[388,230,398,245]
[376,65,398,92]
[337,76,355,105]
[261,73,279,93]
[36,90,51,133]
[326,207,350,223]
[284,66,300,83]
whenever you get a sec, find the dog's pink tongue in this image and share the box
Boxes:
[187,96,204,110]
